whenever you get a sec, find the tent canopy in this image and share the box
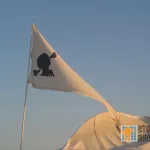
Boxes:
[63,112,150,150]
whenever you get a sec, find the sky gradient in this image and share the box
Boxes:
[0,1,150,150]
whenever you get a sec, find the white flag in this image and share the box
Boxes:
[28,24,117,120]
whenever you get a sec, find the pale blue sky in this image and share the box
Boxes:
[0,0,150,150]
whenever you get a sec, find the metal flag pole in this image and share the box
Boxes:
[20,24,33,150]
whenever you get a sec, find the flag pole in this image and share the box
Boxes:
[20,24,33,150]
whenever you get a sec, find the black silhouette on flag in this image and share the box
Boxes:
[33,52,57,77]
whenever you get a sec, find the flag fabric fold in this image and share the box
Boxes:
[28,24,117,120]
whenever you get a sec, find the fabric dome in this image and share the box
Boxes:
[62,112,150,150]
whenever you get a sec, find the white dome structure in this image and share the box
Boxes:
[62,112,150,150]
